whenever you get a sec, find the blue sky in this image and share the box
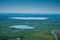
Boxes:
[0,0,60,13]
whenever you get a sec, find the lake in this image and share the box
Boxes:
[10,25,35,29]
[9,17,48,20]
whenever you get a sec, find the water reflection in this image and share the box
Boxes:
[10,25,35,29]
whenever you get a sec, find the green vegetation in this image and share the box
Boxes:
[56,32,60,40]
[0,16,60,40]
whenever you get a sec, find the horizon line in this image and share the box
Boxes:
[0,13,60,14]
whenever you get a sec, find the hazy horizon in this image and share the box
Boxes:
[0,0,60,13]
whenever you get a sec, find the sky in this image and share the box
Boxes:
[0,0,60,13]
